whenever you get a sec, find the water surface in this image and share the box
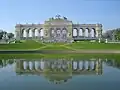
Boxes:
[0,58,120,90]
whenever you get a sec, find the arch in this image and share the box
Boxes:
[23,61,26,70]
[50,28,55,38]
[91,28,96,37]
[79,28,83,36]
[29,29,32,37]
[73,28,78,37]
[79,61,83,70]
[62,28,67,34]
[62,28,68,39]
[73,61,77,70]
[40,28,44,37]
[22,29,26,37]
[90,61,95,70]
[35,61,39,70]
[29,61,33,70]
[56,28,61,38]
[85,28,89,37]
[34,28,39,37]
[25,28,31,39]
[40,60,45,70]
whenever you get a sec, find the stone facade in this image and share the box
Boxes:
[15,15,102,42]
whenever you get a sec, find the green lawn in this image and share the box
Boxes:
[0,40,44,50]
[0,40,120,50]
[0,54,120,60]
[66,42,120,50]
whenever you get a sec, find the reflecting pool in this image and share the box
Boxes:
[0,58,120,90]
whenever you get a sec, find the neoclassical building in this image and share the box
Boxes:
[15,15,102,42]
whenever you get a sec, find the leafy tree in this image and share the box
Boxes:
[0,30,4,40]
[115,28,120,40]
[102,30,113,40]
[7,33,14,39]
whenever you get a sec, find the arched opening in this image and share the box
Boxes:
[62,28,67,39]
[56,28,61,40]
[23,61,26,70]
[40,60,44,70]
[79,61,83,70]
[79,28,83,37]
[73,28,77,37]
[35,28,38,37]
[23,29,26,37]
[22,29,26,37]
[29,61,33,70]
[40,28,44,37]
[91,28,96,37]
[85,28,89,37]
[29,29,32,37]
[85,61,88,70]
[88,29,91,38]
[73,61,77,70]
[24,28,30,39]
[50,28,55,38]
[35,61,39,70]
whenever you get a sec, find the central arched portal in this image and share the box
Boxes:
[49,28,68,42]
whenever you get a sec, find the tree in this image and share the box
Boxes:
[7,33,14,39]
[0,30,4,40]
[102,30,113,40]
[115,28,120,40]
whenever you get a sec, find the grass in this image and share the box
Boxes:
[0,40,44,50]
[0,53,120,60]
[1,40,120,50]
[65,42,120,50]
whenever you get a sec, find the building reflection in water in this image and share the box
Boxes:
[15,58,103,84]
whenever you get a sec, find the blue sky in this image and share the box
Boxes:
[0,0,120,33]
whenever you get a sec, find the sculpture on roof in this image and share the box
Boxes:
[55,14,61,19]
[63,16,67,20]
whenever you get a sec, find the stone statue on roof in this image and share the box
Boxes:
[55,14,61,19]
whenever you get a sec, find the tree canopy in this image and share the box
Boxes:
[0,30,14,40]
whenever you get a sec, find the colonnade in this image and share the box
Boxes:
[16,59,102,72]
[15,28,102,39]
[73,28,98,38]
[15,28,42,40]
[15,23,102,41]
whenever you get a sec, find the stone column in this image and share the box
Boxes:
[94,30,96,38]
[38,30,41,39]
[82,29,85,37]
[20,60,24,70]
[97,59,102,75]
[88,61,91,70]
[32,61,35,70]
[26,30,29,39]
[77,29,79,37]
[21,29,24,39]
[88,30,91,37]
[96,24,102,38]
[26,61,30,70]
[77,61,79,70]
[98,30,102,38]
[15,31,21,40]
[82,61,85,70]
[95,30,98,38]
